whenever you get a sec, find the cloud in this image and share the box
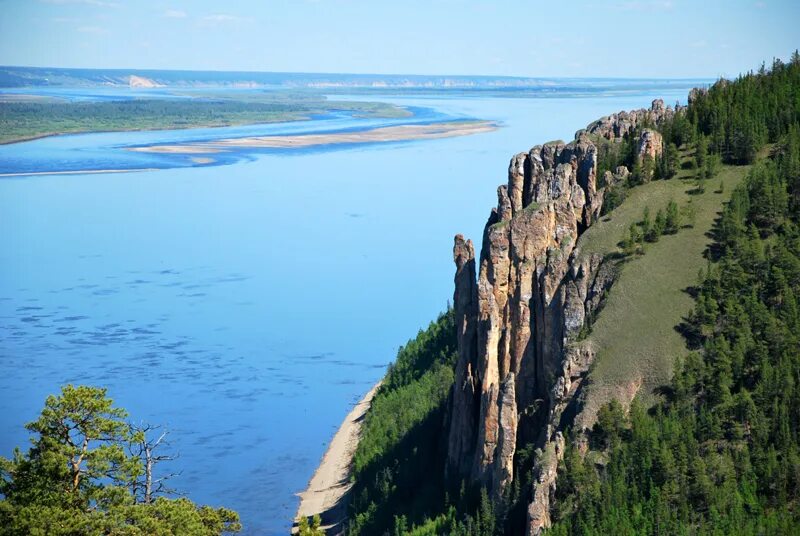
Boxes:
[201,14,243,23]
[690,40,708,48]
[163,9,187,18]
[754,1,766,7]
[77,25,109,35]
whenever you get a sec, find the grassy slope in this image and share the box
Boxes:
[575,157,749,427]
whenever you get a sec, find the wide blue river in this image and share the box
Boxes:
[0,85,693,534]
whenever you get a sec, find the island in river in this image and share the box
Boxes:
[127,120,497,154]
[0,93,412,145]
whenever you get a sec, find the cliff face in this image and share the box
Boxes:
[445,99,672,534]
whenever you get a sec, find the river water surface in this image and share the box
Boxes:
[0,85,693,534]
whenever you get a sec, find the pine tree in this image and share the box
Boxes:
[695,135,709,175]
[0,386,241,535]
[653,209,666,238]
[665,200,681,234]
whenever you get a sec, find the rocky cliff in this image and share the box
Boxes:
[445,99,673,535]
[582,97,675,141]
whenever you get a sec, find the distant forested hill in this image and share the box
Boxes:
[0,65,707,90]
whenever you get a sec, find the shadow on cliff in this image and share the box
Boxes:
[345,402,450,534]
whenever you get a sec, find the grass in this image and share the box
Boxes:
[574,158,750,427]
[523,201,542,213]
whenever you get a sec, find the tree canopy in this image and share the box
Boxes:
[0,385,241,536]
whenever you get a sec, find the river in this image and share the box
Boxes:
[0,84,695,534]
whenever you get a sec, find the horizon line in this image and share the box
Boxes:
[0,64,717,83]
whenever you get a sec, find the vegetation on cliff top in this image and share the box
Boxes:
[577,157,749,419]
[346,52,800,535]
[575,51,800,423]
[549,116,800,536]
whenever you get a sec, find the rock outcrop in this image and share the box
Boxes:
[688,87,708,105]
[444,105,670,533]
[527,433,565,536]
[446,235,479,477]
[637,128,663,161]
[601,165,630,189]
[446,134,614,488]
[582,98,675,141]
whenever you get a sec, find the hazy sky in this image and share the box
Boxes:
[1,0,798,78]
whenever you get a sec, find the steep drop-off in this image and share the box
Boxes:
[445,100,675,535]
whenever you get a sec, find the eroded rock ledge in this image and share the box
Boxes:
[444,99,673,535]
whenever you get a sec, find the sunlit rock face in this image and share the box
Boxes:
[445,102,677,533]
[446,135,603,489]
[582,98,676,141]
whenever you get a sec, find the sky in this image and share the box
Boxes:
[0,0,798,79]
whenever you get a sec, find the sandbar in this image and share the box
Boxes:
[129,120,497,154]
[0,168,158,178]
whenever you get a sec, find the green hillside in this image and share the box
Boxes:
[336,52,800,536]
[577,159,749,424]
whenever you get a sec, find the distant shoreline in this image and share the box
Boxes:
[0,132,64,145]
[293,382,382,534]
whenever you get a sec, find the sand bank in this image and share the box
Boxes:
[0,168,158,178]
[129,120,497,154]
[293,382,382,534]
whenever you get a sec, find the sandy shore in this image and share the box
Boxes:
[293,382,382,534]
[0,168,158,178]
[129,120,497,154]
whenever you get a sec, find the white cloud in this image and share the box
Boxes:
[690,40,708,48]
[755,1,766,7]
[201,14,241,22]
[163,9,187,18]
